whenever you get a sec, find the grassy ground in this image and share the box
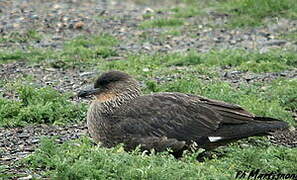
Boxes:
[139,0,297,28]
[1,0,297,179]
[0,84,87,127]
[204,0,296,28]
[21,137,297,179]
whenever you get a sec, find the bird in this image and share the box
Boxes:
[78,70,288,156]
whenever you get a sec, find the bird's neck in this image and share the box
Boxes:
[94,88,141,114]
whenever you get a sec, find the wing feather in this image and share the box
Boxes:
[113,93,222,141]
[112,92,258,142]
[186,94,255,124]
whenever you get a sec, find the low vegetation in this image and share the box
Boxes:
[0,84,86,127]
[0,34,118,67]
[100,49,297,75]
[140,18,184,29]
[216,0,297,27]
[171,6,202,18]
[0,29,42,43]
[145,0,297,28]
[22,136,297,179]
[265,79,297,111]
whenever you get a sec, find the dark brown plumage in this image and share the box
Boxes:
[78,71,288,155]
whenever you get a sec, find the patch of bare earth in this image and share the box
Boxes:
[0,123,87,179]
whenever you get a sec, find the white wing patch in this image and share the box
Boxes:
[208,136,223,142]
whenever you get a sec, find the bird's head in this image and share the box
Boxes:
[78,71,141,103]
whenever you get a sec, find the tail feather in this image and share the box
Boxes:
[210,117,288,140]
[254,116,286,122]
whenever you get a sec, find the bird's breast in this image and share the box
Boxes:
[87,102,111,144]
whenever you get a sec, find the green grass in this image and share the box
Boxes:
[138,0,297,28]
[62,34,118,62]
[65,34,118,48]
[171,6,202,18]
[0,84,86,127]
[0,29,42,43]
[100,49,297,75]
[142,13,154,20]
[265,79,297,111]
[99,52,218,83]
[0,34,118,67]
[21,136,297,179]
[140,18,184,29]
[199,49,297,71]
[0,48,52,63]
[216,0,297,27]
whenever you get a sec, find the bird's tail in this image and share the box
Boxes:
[210,117,288,140]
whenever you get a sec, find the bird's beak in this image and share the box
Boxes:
[77,88,100,98]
